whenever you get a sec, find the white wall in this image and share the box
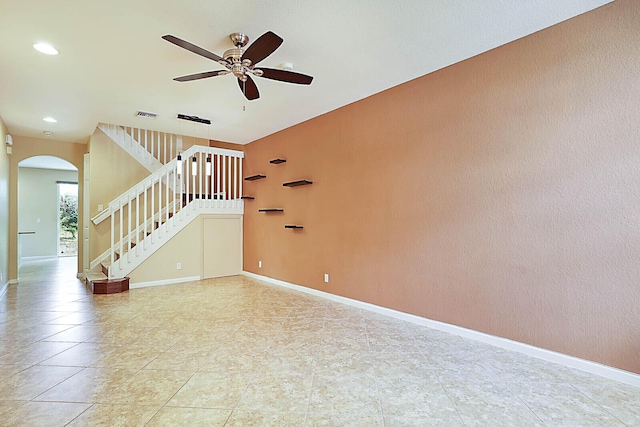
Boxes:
[18,167,78,258]
[0,118,9,287]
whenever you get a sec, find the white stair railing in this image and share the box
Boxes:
[93,145,244,279]
[98,123,183,172]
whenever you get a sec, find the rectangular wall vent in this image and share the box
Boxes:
[134,111,158,119]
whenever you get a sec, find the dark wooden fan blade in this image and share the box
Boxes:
[162,35,224,63]
[237,75,260,100]
[242,31,283,65]
[257,68,314,85]
[173,70,228,82]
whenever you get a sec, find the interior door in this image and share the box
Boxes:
[203,217,242,279]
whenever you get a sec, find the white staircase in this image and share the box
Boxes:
[88,142,244,284]
[97,123,182,173]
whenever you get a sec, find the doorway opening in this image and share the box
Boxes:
[58,181,78,256]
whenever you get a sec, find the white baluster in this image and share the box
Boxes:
[222,154,227,207]
[239,156,243,209]
[174,159,178,222]
[135,189,139,256]
[144,184,148,249]
[119,199,123,271]
[127,193,132,263]
[185,157,190,216]
[151,177,155,242]
[234,156,238,202]
[165,168,169,228]
[191,155,196,212]
[110,204,114,277]
[209,152,214,208]
[199,151,203,207]
[217,153,221,208]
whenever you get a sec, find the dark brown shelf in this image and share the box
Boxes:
[285,225,304,229]
[244,174,266,181]
[283,180,313,187]
[270,158,287,164]
[258,208,284,213]
[241,196,255,200]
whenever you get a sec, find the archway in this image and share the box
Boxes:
[17,156,78,277]
[7,136,86,284]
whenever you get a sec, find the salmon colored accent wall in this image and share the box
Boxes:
[243,0,640,373]
[209,139,245,152]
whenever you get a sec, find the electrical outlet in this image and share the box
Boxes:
[98,204,104,212]
[176,262,182,270]
[259,261,262,268]
[324,273,329,283]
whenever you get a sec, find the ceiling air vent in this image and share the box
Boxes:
[134,110,158,119]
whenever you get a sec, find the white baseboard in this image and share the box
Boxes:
[0,282,8,301]
[130,276,201,290]
[21,255,58,260]
[8,279,19,285]
[242,271,640,388]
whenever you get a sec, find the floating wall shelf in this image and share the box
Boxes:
[240,196,255,200]
[270,158,287,164]
[283,180,313,187]
[258,208,284,213]
[285,225,304,229]
[244,174,266,181]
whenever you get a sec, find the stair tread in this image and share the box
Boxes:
[86,272,107,281]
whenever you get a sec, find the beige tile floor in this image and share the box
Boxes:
[0,257,639,426]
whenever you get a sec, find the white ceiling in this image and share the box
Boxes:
[0,0,611,145]
[18,155,77,171]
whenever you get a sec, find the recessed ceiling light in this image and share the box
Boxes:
[42,117,57,123]
[33,42,59,55]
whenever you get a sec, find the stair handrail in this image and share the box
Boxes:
[92,145,243,224]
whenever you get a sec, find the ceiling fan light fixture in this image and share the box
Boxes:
[33,42,59,55]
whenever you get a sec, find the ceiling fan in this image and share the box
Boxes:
[162,31,313,101]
